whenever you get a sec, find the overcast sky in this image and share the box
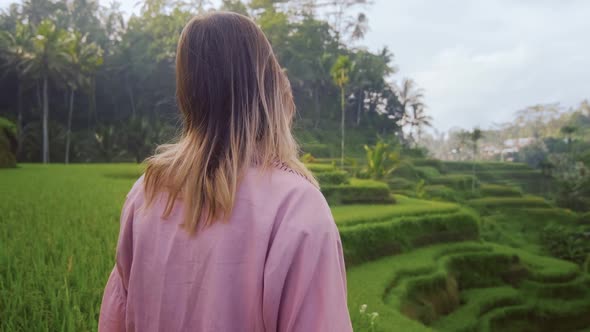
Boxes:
[362,0,590,131]
[2,0,589,131]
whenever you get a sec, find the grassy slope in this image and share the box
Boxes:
[2,164,587,332]
[344,160,588,331]
[0,164,139,331]
[0,164,458,331]
[331,195,460,227]
[347,242,588,332]
[441,161,554,196]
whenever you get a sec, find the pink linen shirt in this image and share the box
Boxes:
[99,166,352,332]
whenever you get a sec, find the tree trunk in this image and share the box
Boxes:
[313,85,320,129]
[125,74,136,116]
[472,146,477,193]
[472,161,476,193]
[16,80,23,159]
[340,85,345,168]
[42,75,49,164]
[65,88,75,164]
[416,126,422,147]
[356,90,362,127]
[37,82,42,112]
[91,76,97,124]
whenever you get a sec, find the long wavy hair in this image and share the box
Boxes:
[144,12,316,234]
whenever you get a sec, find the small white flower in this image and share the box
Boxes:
[359,304,367,314]
[370,312,379,322]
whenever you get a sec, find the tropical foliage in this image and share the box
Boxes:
[0,0,424,164]
[363,140,402,180]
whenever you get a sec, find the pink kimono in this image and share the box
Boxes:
[99,166,352,332]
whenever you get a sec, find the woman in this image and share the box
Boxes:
[99,12,352,332]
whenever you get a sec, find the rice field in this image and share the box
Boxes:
[1,165,135,331]
[0,164,437,331]
[2,164,589,332]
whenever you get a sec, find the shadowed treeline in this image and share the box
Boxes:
[0,0,434,165]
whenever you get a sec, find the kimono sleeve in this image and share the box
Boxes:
[98,267,127,332]
[262,185,352,332]
[98,178,141,332]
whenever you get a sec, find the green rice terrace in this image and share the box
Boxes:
[1,160,590,331]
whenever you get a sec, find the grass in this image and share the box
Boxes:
[429,174,479,191]
[347,242,590,332]
[410,159,444,171]
[0,164,138,332]
[479,184,523,197]
[322,178,394,205]
[480,213,543,253]
[331,195,460,226]
[424,185,460,202]
[315,170,349,185]
[433,287,523,331]
[414,166,441,179]
[0,164,461,331]
[2,163,588,332]
[480,207,580,255]
[388,177,416,191]
[467,195,551,210]
[338,209,479,265]
[440,161,555,196]
[305,163,335,173]
[442,161,532,173]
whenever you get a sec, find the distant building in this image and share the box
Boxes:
[503,137,534,149]
[480,137,535,160]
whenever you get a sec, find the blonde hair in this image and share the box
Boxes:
[144,12,317,234]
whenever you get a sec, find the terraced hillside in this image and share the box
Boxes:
[440,161,554,196]
[334,197,479,265]
[346,241,590,332]
[1,163,588,331]
[334,160,590,331]
[332,189,590,331]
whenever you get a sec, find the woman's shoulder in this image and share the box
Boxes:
[246,165,334,233]
[125,174,146,203]
[247,163,321,199]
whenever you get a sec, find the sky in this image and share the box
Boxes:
[361,0,590,131]
[2,0,589,131]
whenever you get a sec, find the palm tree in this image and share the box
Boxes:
[21,19,72,163]
[21,0,64,26]
[470,128,484,193]
[312,0,372,42]
[560,125,577,155]
[396,78,425,143]
[94,124,119,162]
[364,140,402,180]
[312,53,332,128]
[408,103,432,146]
[126,115,152,163]
[331,55,351,168]
[470,128,483,158]
[64,33,103,164]
[345,12,368,41]
[0,23,33,155]
[455,130,471,161]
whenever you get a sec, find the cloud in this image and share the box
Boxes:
[2,0,588,132]
[412,44,532,130]
[364,0,590,131]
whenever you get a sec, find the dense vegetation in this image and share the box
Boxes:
[0,0,434,165]
[420,102,590,213]
[1,0,590,331]
[2,161,590,331]
[0,116,17,167]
